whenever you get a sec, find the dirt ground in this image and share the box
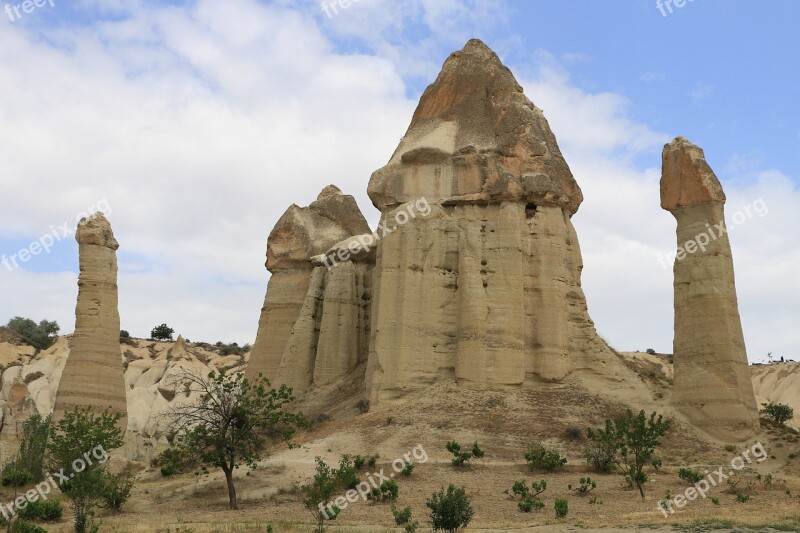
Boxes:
[3,360,800,532]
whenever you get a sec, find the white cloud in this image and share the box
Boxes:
[0,1,797,363]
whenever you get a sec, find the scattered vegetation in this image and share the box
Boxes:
[150,323,175,341]
[678,467,705,485]
[446,441,484,467]
[646,348,656,355]
[525,442,566,472]
[6,316,59,350]
[18,499,63,521]
[367,479,399,502]
[564,426,583,441]
[568,477,596,495]
[554,498,569,518]
[761,402,794,425]
[119,330,136,345]
[165,370,306,510]
[391,505,418,533]
[47,407,126,533]
[301,457,342,533]
[508,479,546,512]
[427,485,473,533]
[355,399,370,413]
[586,409,671,499]
[214,341,250,356]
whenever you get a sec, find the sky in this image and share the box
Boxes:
[0,0,797,362]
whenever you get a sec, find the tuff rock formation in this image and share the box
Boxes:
[364,39,637,403]
[247,39,644,405]
[247,186,373,393]
[52,213,127,427]
[661,136,759,436]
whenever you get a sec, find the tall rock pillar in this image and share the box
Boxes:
[53,213,127,426]
[661,137,759,437]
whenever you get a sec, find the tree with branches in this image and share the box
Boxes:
[164,370,305,510]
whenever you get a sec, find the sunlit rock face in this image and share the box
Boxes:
[364,40,636,403]
[53,213,127,428]
[247,185,373,393]
[661,137,759,438]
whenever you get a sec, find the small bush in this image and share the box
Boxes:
[427,485,473,533]
[509,479,546,513]
[10,521,48,533]
[367,454,379,468]
[336,456,360,489]
[525,442,566,472]
[710,497,720,505]
[150,323,174,341]
[160,465,175,477]
[646,348,656,355]
[678,468,704,485]
[554,499,569,518]
[401,462,415,476]
[564,426,583,441]
[761,402,794,425]
[651,458,662,471]
[736,493,750,503]
[103,473,134,511]
[392,505,413,525]
[356,399,369,413]
[353,455,366,470]
[18,499,63,521]
[367,480,398,502]
[1,466,33,487]
[568,477,596,495]
[446,441,484,467]
[6,317,59,350]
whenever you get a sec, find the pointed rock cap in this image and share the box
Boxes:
[266,185,371,271]
[76,212,118,250]
[661,136,726,211]
[368,39,582,214]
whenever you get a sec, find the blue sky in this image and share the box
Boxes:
[0,0,797,360]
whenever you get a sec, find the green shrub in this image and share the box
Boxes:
[446,441,484,467]
[761,402,794,425]
[651,458,662,471]
[525,442,566,472]
[367,480,398,502]
[10,520,48,533]
[6,317,59,350]
[508,480,546,513]
[427,485,473,533]
[678,468,704,485]
[366,454,379,468]
[392,504,419,530]
[568,477,596,495]
[554,498,569,518]
[646,348,656,355]
[1,466,33,487]
[586,410,670,499]
[150,323,174,341]
[564,426,583,441]
[711,497,720,505]
[102,473,134,511]
[336,456,360,489]
[401,461,415,476]
[160,465,175,477]
[18,499,63,521]
[736,493,750,503]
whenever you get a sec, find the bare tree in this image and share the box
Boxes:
[163,370,305,509]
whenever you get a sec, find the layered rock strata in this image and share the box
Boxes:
[247,186,373,393]
[661,137,759,436]
[52,213,127,426]
[364,39,635,402]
